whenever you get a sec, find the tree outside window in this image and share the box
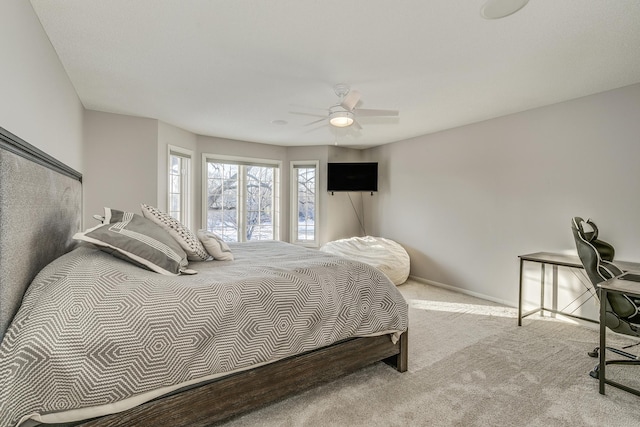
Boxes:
[205,157,280,242]
[291,161,318,246]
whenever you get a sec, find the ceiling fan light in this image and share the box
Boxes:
[330,116,353,127]
[329,111,354,127]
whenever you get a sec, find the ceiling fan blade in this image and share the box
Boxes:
[302,123,328,134]
[290,103,328,112]
[304,117,327,126]
[289,111,327,119]
[341,89,361,111]
[354,108,399,117]
[352,120,362,130]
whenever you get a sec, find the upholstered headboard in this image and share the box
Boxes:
[0,127,82,340]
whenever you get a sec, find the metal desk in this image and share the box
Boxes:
[517,252,640,326]
[598,276,640,396]
[518,252,593,326]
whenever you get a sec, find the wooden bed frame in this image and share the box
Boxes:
[78,333,407,426]
[0,126,408,427]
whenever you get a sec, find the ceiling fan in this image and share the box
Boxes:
[296,84,399,130]
[480,0,529,19]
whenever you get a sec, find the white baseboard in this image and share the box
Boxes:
[408,275,515,308]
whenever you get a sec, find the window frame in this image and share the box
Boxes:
[167,145,193,228]
[202,153,281,242]
[290,160,319,247]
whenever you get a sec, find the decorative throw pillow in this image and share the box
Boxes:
[73,211,190,276]
[197,230,234,261]
[140,204,210,262]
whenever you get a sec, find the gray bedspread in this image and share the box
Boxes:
[0,241,407,426]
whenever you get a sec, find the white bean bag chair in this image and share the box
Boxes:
[320,236,410,285]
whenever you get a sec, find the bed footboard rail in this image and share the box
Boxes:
[77,332,407,427]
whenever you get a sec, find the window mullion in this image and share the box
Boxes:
[239,165,247,242]
[273,166,279,240]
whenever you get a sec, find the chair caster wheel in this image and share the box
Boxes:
[588,348,599,358]
[590,366,599,379]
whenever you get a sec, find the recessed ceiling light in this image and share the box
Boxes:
[480,0,529,19]
[271,119,287,125]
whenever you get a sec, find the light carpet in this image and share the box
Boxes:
[221,280,640,426]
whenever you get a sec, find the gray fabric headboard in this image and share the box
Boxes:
[0,127,82,340]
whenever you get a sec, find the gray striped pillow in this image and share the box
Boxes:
[74,211,189,275]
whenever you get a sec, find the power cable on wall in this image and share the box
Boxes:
[347,192,367,236]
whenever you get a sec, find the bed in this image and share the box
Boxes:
[0,126,408,427]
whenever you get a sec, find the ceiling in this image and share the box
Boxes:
[30,0,640,148]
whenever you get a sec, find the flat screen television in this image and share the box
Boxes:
[327,162,378,192]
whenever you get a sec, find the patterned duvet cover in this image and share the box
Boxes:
[0,241,407,426]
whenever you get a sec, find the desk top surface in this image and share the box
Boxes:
[519,252,640,272]
[599,276,640,296]
[519,252,583,267]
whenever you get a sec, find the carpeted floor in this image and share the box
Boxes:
[221,280,640,426]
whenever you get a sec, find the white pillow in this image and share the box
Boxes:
[140,204,211,262]
[197,230,234,261]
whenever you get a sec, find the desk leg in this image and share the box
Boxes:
[518,258,524,326]
[551,265,558,319]
[599,288,607,394]
[540,263,546,317]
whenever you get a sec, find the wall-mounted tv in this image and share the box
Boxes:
[327,162,378,193]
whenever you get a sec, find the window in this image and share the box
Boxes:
[204,155,280,242]
[291,161,318,246]
[168,147,192,227]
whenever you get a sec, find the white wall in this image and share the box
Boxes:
[157,122,197,226]
[83,111,158,226]
[83,115,201,228]
[368,83,640,307]
[80,120,366,244]
[0,0,83,171]
[325,146,371,242]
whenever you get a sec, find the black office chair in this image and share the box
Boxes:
[571,217,640,378]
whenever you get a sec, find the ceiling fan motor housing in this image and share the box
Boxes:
[333,84,351,99]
